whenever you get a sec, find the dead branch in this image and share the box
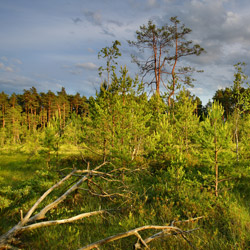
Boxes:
[79,225,198,250]
[218,177,233,184]
[19,210,106,233]
[28,173,89,222]
[0,159,199,250]
[29,162,109,223]
[86,178,129,201]
[138,227,199,250]
[23,169,77,224]
[171,216,205,226]
[0,161,118,249]
[0,169,77,248]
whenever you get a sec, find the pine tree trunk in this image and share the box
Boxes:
[63,103,66,128]
[168,24,178,107]
[57,104,62,128]
[215,150,218,197]
[235,112,239,162]
[103,138,107,162]
[185,119,188,154]
[76,104,79,115]
[214,122,218,197]
[48,101,51,122]
[236,129,239,162]
[12,112,15,143]
[2,115,5,128]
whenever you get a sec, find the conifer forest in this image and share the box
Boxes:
[0,17,250,249]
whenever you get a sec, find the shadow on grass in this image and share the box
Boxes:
[233,175,250,213]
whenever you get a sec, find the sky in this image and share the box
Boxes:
[1,0,250,105]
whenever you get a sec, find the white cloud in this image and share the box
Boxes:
[1,56,8,61]
[0,74,36,93]
[75,62,98,70]
[0,63,15,72]
[4,66,14,72]
[188,87,204,95]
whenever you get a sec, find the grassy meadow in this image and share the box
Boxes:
[1,143,250,250]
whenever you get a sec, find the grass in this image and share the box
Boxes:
[0,143,82,187]
[0,152,43,187]
[1,145,250,249]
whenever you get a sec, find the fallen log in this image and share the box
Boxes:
[0,161,124,249]
[79,223,201,250]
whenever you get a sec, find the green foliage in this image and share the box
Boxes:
[62,113,84,145]
[39,120,61,167]
[98,40,122,86]
[1,59,250,249]
[195,101,233,196]
[240,114,250,159]
[174,88,200,153]
[197,102,231,161]
[86,67,151,165]
[146,113,175,164]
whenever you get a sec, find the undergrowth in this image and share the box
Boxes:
[0,146,250,249]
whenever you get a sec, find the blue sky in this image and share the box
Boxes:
[1,0,250,105]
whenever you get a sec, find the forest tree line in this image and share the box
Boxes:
[0,63,249,163]
[0,66,249,142]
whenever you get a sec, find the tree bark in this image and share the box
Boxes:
[168,23,178,107]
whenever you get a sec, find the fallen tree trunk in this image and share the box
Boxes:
[19,210,106,233]
[0,161,122,249]
[79,224,200,250]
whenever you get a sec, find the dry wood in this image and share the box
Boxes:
[20,210,106,232]
[143,216,204,246]
[0,169,77,248]
[23,169,77,224]
[0,162,114,249]
[134,231,149,249]
[171,216,205,226]
[28,174,88,222]
[79,225,191,250]
[140,227,199,247]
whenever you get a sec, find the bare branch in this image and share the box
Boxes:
[0,162,111,249]
[20,210,106,232]
[23,170,77,224]
[171,216,205,226]
[28,174,88,222]
[79,225,190,250]
[0,170,77,248]
[134,232,149,249]
[142,227,199,246]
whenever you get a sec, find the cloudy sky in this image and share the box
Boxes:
[1,0,250,104]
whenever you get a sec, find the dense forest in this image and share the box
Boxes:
[0,18,250,249]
